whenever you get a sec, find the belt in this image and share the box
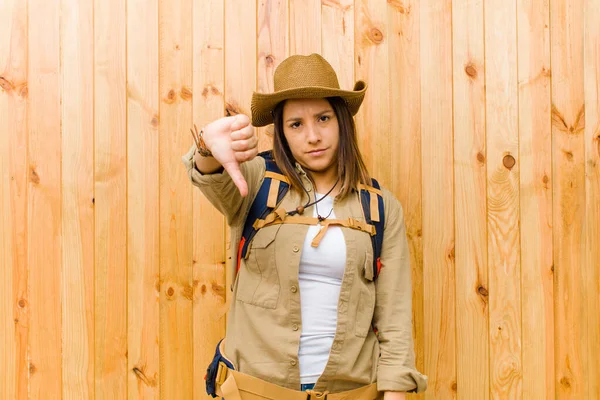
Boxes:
[215,361,380,400]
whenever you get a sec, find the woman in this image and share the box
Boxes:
[182,54,427,399]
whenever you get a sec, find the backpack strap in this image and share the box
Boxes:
[237,151,289,273]
[358,180,385,279]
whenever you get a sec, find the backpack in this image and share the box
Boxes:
[237,151,385,280]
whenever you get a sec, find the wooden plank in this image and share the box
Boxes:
[387,1,423,399]
[256,0,288,151]
[583,1,600,396]
[289,0,321,55]
[127,0,160,396]
[27,0,63,397]
[322,0,354,90]
[27,0,62,397]
[355,0,391,185]
[60,0,95,397]
[485,0,522,397]
[159,0,194,396]
[192,3,226,398]
[550,0,586,396]
[94,0,128,397]
[224,0,256,324]
[419,0,456,398]
[517,0,554,398]
[0,0,28,398]
[452,0,489,398]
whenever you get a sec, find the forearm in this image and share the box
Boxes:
[193,149,223,174]
[384,392,406,400]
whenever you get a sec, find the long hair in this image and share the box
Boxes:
[271,97,371,199]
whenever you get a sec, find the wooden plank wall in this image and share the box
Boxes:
[0,0,598,399]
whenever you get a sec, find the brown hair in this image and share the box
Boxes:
[271,97,371,199]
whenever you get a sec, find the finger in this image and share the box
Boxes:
[230,136,258,152]
[230,114,250,131]
[234,147,258,163]
[230,124,254,141]
[222,160,248,197]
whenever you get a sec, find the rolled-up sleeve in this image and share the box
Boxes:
[374,190,428,393]
[181,144,265,224]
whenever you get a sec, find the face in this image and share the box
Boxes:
[281,98,340,180]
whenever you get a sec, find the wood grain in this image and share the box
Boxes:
[159,0,194,397]
[61,0,95,397]
[551,0,586,397]
[0,0,28,398]
[583,0,600,396]
[322,0,354,90]
[289,0,321,55]
[387,1,423,398]
[257,0,288,151]
[485,0,523,397]
[192,2,227,398]
[94,0,128,397]
[452,0,489,398]
[28,0,63,397]
[355,0,390,184]
[127,0,160,397]
[419,0,456,398]
[517,0,554,398]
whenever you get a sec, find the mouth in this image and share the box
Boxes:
[307,148,328,156]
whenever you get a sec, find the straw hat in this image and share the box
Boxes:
[251,53,367,127]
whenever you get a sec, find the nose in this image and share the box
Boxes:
[306,123,321,144]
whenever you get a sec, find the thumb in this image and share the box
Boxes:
[222,160,248,197]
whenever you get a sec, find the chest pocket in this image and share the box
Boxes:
[355,250,376,337]
[236,225,281,309]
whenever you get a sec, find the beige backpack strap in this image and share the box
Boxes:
[357,183,383,222]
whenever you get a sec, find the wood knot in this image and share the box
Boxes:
[175,44,180,50]
[164,89,176,104]
[447,247,455,262]
[0,76,14,91]
[166,287,175,297]
[182,284,194,301]
[151,115,159,128]
[265,54,275,66]
[451,382,457,392]
[560,376,571,389]
[477,286,489,297]
[562,150,574,161]
[465,64,477,79]
[503,154,516,169]
[368,28,384,44]
[542,175,549,184]
[30,166,40,184]
[180,87,192,101]
[19,85,28,98]
[200,284,207,295]
[476,152,485,163]
[29,363,37,374]
[18,299,26,308]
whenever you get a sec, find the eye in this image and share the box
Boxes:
[290,121,301,129]
[319,115,330,122]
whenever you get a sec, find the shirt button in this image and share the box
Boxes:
[290,359,297,366]
[291,285,298,293]
[292,324,299,331]
[292,245,299,253]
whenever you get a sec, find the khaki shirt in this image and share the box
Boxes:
[182,146,427,394]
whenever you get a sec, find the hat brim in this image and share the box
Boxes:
[250,81,367,127]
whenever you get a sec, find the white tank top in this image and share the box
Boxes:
[298,194,346,384]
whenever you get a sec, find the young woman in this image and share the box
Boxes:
[183,54,427,400]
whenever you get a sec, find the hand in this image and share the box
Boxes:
[201,114,258,197]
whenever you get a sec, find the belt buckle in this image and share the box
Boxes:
[306,390,328,400]
[216,361,228,385]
